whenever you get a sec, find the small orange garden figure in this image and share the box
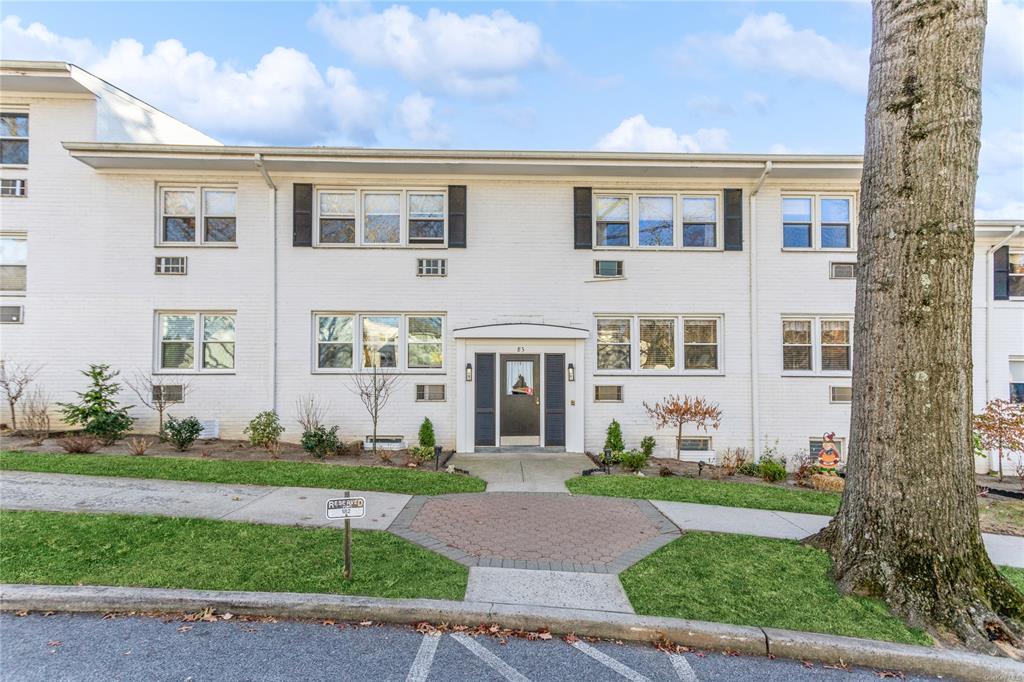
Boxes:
[817,432,841,471]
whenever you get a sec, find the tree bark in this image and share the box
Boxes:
[808,0,1024,653]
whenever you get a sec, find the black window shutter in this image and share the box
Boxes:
[574,187,592,249]
[994,245,1010,300]
[724,188,743,251]
[448,185,467,248]
[293,183,313,247]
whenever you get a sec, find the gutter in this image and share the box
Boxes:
[254,154,279,413]
[985,225,1022,405]
[749,161,773,461]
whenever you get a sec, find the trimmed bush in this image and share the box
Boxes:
[604,419,625,453]
[619,449,649,472]
[640,435,656,458]
[759,458,788,483]
[244,411,284,449]
[418,418,436,449]
[301,425,340,459]
[164,416,204,452]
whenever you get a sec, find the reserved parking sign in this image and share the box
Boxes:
[326,497,366,519]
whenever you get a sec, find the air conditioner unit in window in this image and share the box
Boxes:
[155,256,187,275]
[0,305,23,323]
[416,258,447,276]
[830,262,856,280]
[152,384,185,403]
[415,384,446,401]
[364,435,405,451]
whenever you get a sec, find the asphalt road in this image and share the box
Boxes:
[0,612,945,682]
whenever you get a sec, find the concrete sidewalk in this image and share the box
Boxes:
[447,452,593,493]
[0,471,410,530]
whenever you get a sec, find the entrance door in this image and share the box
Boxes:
[499,354,540,446]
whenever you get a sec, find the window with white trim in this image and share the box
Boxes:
[594,260,624,278]
[830,386,853,403]
[0,233,26,294]
[315,188,447,247]
[0,112,28,165]
[408,192,445,243]
[160,186,236,245]
[363,193,401,245]
[157,312,235,372]
[596,316,722,373]
[417,258,447,276]
[319,190,356,244]
[782,317,853,374]
[1010,360,1023,404]
[1010,251,1024,298]
[314,313,445,372]
[594,192,722,250]
[783,194,855,250]
[1,179,26,197]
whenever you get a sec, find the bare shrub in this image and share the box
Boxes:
[125,370,192,434]
[350,365,400,459]
[295,394,329,433]
[20,386,51,445]
[718,447,749,476]
[0,359,41,431]
[57,435,100,454]
[127,437,152,456]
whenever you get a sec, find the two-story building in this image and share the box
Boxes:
[2,60,1021,467]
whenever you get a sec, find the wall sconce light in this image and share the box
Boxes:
[567,363,575,382]
[465,363,473,382]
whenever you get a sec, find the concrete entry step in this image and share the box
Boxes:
[473,446,568,454]
[449,452,593,492]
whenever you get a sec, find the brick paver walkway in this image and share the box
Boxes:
[389,492,680,573]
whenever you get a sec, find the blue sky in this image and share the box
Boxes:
[2,1,1021,217]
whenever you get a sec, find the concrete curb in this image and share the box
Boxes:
[3,584,1022,681]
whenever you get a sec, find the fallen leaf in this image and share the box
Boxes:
[47,640,62,647]
[359,621,373,626]
[177,626,193,633]
[802,660,814,668]
[536,632,553,641]
[221,613,234,621]
[563,634,579,644]
[875,671,905,679]
[14,611,28,617]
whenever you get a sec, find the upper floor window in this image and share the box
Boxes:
[1010,359,1023,404]
[782,317,852,374]
[783,194,855,250]
[1,179,27,197]
[315,188,447,247]
[0,233,27,294]
[596,315,722,373]
[594,192,721,250]
[1010,251,1024,298]
[160,186,236,245]
[314,312,445,372]
[0,113,28,165]
[157,312,235,372]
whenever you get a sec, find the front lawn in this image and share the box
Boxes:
[567,474,840,516]
[619,532,929,645]
[0,510,467,601]
[0,451,486,496]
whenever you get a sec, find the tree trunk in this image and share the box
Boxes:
[808,0,1024,653]
[8,399,16,431]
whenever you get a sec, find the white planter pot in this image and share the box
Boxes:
[975,456,991,475]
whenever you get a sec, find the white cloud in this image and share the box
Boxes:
[311,4,553,96]
[976,126,1024,218]
[677,12,869,93]
[595,115,730,153]
[395,92,451,144]
[0,16,385,145]
[985,0,1024,85]
[744,91,770,114]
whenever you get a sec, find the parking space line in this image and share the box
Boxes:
[568,640,652,682]
[406,633,441,682]
[450,633,531,682]
[668,653,699,682]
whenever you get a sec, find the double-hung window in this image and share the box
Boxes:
[597,315,722,373]
[315,189,447,247]
[595,192,721,249]
[0,112,28,165]
[638,196,674,247]
[595,195,630,246]
[363,193,401,245]
[782,317,852,374]
[0,233,27,294]
[639,318,675,370]
[1010,252,1024,298]
[683,319,718,369]
[1009,360,1023,404]
[160,186,236,245]
[319,191,356,244]
[314,313,445,372]
[681,197,718,248]
[158,312,235,372]
[783,194,855,250]
[596,318,631,370]
[408,192,445,243]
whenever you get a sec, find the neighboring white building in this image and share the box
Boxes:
[1,61,1021,468]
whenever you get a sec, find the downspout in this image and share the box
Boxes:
[749,161,772,461]
[254,153,278,412]
[985,225,1022,403]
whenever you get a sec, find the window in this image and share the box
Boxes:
[682,197,717,248]
[155,256,187,275]
[830,386,853,403]
[594,385,623,402]
[683,319,718,370]
[1,112,28,165]
[152,385,184,403]
[417,258,447,276]
[319,191,356,244]
[1,179,26,197]
[363,193,401,244]
[1010,252,1024,298]
[407,316,443,369]
[679,436,712,451]
[0,234,26,294]
[596,318,631,370]
[830,262,856,279]
[315,313,446,372]
[594,260,624,278]
[160,186,236,245]
[408,192,445,243]
[783,320,813,371]
[416,384,446,402]
[595,195,630,246]
[821,320,852,371]
[638,196,673,246]
[1010,360,1024,404]
[783,194,855,250]
[639,318,675,370]
[782,317,853,374]
[158,312,235,372]
[0,304,23,324]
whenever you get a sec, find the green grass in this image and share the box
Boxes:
[0,510,467,600]
[1001,566,1024,593]
[620,532,930,645]
[567,474,841,516]
[0,451,485,496]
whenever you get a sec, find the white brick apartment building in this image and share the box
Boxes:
[1,61,1022,467]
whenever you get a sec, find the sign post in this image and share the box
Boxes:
[326,492,366,581]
